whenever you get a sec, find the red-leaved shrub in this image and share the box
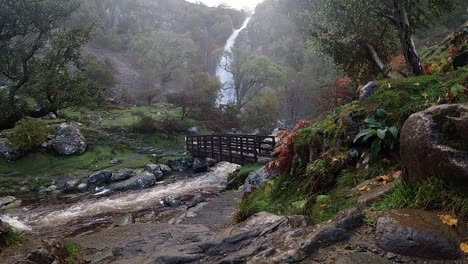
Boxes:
[318,77,354,112]
[266,120,314,174]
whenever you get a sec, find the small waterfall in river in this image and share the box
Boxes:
[216,16,252,106]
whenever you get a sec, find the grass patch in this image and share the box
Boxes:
[236,173,308,222]
[2,230,26,247]
[65,241,84,264]
[373,177,468,217]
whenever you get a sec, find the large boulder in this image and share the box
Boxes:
[191,158,208,173]
[0,139,21,161]
[167,158,193,172]
[376,209,466,260]
[144,164,164,179]
[110,171,157,191]
[243,167,279,193]
[51,123,86,156]
[88,171,112,185]
[400,104,468,191]
[111,168,134,182]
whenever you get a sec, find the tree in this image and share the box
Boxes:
[219,49,284,109]
[131,31,197,88]
[0,0,89,127]
[166,91,196,120]
[298,0,462,78]
[138,88,161,106]
[241,92,280,135]
[82,58,117,107]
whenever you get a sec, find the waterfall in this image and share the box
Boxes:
[216,16,252,106]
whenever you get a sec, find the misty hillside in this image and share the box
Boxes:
[74,0,246,95]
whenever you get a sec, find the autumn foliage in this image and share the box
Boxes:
[266,120,313,174]
[318,77,354,112]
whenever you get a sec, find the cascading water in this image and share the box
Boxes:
[216,15,252,105]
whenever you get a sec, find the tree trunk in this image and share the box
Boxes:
[363,43,395,79]
[393,0,424,76]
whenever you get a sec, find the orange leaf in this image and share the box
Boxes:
[358,186,371,192]
[440,214,458,227]
[460,242,468,254]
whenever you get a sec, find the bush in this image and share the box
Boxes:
[8,118,50,151]
[2,230,26,247]
[65,241,84,264]
[129,111,158,134]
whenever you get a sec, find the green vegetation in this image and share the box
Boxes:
[227,163,264,190]
[373,178,468,217]
[2,230,26,247]
[65,241,84,264]
[7,118,50,152]
[236,173,308,222]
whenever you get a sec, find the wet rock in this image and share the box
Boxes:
[25,249,55,264]
[51,123,86,156]
[0,196,16,208]
[158,164,172,175]
[0,219,12,246]
[167,158,193,172]
[110,158,122,164]
[335,252,393,264]
[287,215,308,228]
[453,50,468,69]
[203,230,261,256]
[3,199,22,210]
[359,81,379,101]
[400,104,468,191]
[144,164,164,179]
[243,167,279,193]
[335,209,364,231]
[358,182,395,205]
[376,209,466,260]
[356,151,371,170]
[162,195,182,207]
[192,158,208,173]
[301,227,350,254]
[77,183,88,192]
[205,158,217,167]
[0,139,21,161]
[147,254,203,264]
[88,170,112,185]
[111,168,134,182]
[187,194,206,209]
[113,214,134,227]
[60,180,79,193]
[110,171,157,191]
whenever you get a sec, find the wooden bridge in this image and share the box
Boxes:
[186,135,276,165]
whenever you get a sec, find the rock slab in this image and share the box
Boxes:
[376,209,466,260]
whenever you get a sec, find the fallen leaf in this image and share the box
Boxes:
[440,214,458,227]
[414,83,420,86]
[387,83,392,88]
[359,186,371,192]
[460,242,468,254]
[376,175,392,184]
[382,158,392,165]
[422,92,428,98]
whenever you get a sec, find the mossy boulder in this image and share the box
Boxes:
[400,104,468,191]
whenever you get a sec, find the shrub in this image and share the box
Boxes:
[353,109,399,158]
[129,111,158,134]
[8,117,50,151]
[158,118,186,140]
[318,76,355,112]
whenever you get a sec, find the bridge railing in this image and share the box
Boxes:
[186,135,276,165]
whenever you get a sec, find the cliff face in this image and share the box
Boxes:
[73,0,246,94]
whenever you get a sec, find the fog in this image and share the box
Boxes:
[185,0,264,10]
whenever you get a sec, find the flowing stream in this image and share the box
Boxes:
[0,162,239,233]
[216,16,252,105]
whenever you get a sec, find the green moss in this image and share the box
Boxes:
[65,241,84,264]
[373,177,468,217]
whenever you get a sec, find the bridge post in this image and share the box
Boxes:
[211,136,214,158]
[240,136,244,165]
[218,136,223,162]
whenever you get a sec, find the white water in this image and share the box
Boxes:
[216,16,252,105]
[0,162,239,231]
